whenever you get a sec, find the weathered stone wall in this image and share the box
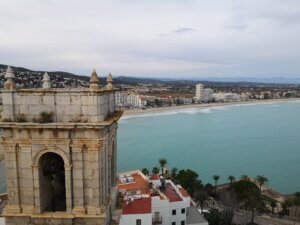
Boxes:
[1,89,115,123]
[5,216,108,225]
[1,122,119,225]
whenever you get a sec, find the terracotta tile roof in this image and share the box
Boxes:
[150,174,159,180]
[118,173,149,193]
[122,198,151,215]
[164,183,182,202]
[179,187,190,198]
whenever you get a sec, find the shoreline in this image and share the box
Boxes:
[123,98,300,116]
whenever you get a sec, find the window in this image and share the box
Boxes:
[136,219,141,225]
[181,208,185,214]
[172,209,176,215]
[181,221,185,225]
[154,212,160,220]
[172,222,176,225]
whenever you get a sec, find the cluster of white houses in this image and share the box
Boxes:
[117,170,208,225]
[115,92,193,109]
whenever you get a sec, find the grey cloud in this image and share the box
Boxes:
[1,0,300,78]
[174,27,197,34]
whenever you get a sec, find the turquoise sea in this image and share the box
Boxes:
[0,101,299,194]
[117,101,300,194]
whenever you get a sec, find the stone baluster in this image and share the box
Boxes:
[105,73,113,90]
[4,66,16,90]
[89,69,100,90]
[42,72,51,89]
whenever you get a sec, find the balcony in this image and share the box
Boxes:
[152,217,162,224]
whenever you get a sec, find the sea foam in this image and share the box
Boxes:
[120,100,300,121]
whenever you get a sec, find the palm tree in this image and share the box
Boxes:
[281,199,293,216]
[293,192,300,206]
[240,174,249,180]
[212,175,220,195]
[228,175,236,185]
[170,167,178,180]
[141,168,149,176]
[256,175,268,191]
[152,167,159,175]
[195,191,209,213]
[269,199,277,214]
[158,158,167,176]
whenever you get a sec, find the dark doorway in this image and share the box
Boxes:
[38,152,66,212]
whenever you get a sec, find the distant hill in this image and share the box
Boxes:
[0,64,298,88]
[189,77,300,85]
[0,64,90,88]
[0,64,167,88]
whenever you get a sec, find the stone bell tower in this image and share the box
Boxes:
[0,67,122,225]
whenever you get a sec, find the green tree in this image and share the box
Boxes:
[158,158,167,176]
[232,180,262,224]
[228,175,236,185]
[204,183,214,196]
[294,192,300,205]
[141,168,149,176]
[176,169,202,196]
[269,199,277,214]
[240,174,249,180]
[212,175,220,195]
[203,208,224,225]
[170,167,178,180]
[195,191,209,214]
[256,175,268,191]
[152,167,159,174]
[281,199,293,216]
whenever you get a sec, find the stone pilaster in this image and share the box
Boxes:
[4,144,21,214]
[71,144,86,215]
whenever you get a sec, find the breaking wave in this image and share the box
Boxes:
[119,100,297,122]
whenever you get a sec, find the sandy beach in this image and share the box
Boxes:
[123,98,300,116]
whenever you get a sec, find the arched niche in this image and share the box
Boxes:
[38,152,66,212]
[32,147,72,213]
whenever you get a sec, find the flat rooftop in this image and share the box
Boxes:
[122,198,151,215]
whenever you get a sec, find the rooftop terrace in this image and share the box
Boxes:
[118,172,149,194]
[122,198,151,215]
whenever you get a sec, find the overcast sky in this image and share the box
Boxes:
[1,0,300,78]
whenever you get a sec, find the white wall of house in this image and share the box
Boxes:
[169,201,188,225]
[152,196,170,225]
[119,213,152,225]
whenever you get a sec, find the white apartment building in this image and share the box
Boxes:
[202,88,213,102]
[195,84,213,103]
[195,84,204,101]
[118,170,208,225]
[213,92,241,102]
[116,92,147,108]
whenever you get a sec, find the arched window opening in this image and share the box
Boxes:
[38,152,66,212]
